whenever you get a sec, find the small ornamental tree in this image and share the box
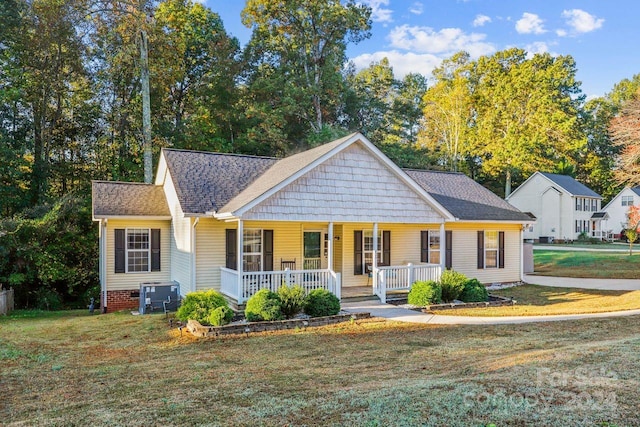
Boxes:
[624,205,640,255]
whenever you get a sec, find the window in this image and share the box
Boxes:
[484,231,499,268]
[115,228,160,274]
[591,199,597,211]
[421,230,440,264]
[354,230,390,275]
[303,231,323,270]
[575,220,581,233]
[243,229,262,272]
[576,198,582,211]
[363,230,382,268]
[477,231,504,269]
[127,229,150,272]
[622,196,634,206]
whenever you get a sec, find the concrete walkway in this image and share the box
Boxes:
[341,300,640,325]
[523,274,640,290]
[533,245,630,252]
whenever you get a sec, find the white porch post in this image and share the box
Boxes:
[237,219,243,302]
[372,222,378,295]
[328,222,334,271]
[439,222,446,270]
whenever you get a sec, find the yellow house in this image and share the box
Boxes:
[92,133,532,311]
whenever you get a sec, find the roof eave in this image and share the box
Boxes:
[92,215,172,221]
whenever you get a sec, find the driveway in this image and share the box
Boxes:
[522,274,640,291]
[341,300,640,325]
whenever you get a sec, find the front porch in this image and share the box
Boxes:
[219,262,443,305]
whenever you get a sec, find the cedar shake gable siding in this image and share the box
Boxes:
[405,170,532,222]
[92,181,170,218]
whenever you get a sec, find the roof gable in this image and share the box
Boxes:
[219,133,453,220]
[92,181,170,218]
[240,142,447,223]
[405,170,532,222]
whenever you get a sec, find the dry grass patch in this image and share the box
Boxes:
[434,284,640,317]
[1,310,639,426]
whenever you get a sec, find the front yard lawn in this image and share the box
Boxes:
[434,284,640,317]
[1,310,638,426]
[534,249,640,279]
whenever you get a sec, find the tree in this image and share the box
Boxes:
[471,49,586,197]
[241,0,371,150]
[419,52,472,172]
[610,93,640,186]
[624,205,640,255]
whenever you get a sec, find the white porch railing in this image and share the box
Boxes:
[373,263,442,304]
[220,267,341,304]
[591,230,613,241]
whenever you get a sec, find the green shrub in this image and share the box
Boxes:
[176,290,231,326]
[440,270,468,302]
[277,284,306,318]
[245,289,282,321]
[304,289,340,317]
[407,280,442,306]
[459,278,489,302]
[208,306,234,326]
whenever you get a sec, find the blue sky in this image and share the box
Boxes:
[205,0,640,98]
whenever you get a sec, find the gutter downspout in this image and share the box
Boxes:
[520,227,526,283]
[191,217,200,293]
[101,219,108,313]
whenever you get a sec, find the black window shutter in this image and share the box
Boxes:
[445,230,453,270]
[151,229,161,271]
[226,229,237,270]
[115,229,125,273]
[263,230,274,271]
[382,230,391,266]
[420,231,428,263]
[354,230,363,275]
[477,231,484,269]
[498,231,505,269]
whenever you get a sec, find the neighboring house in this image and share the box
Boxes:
[600,186,640,238]
[92,133,532,311]
[506,172,605,242]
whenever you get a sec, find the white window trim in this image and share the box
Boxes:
[622,196,633,207]
[428,230,440,264]
[243,228,263,272]
[125,228,150,273]
[363,230,383,273]
[484,230,499,269]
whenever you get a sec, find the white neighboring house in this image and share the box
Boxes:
[506,172,606,242]
[600,186,640,238]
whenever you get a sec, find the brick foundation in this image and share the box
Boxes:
[104,290,139,312]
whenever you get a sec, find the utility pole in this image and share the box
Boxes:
[140,26,152,183]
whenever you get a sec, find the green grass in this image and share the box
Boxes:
[434,284,640,316]
[534,249,640,278]
[1,310,639,425]
[534,242,628,250]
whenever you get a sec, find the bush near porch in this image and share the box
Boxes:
[407,271,489,305]
[245,287,341,321]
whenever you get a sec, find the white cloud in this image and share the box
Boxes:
[409,2,423,15]
[473,14,492,27]
[388,25,495,57]
[351,50,442,79]
[556,29,568,37]
[361,0,393,23]
[562,9,604,33]
[515,12,546,34]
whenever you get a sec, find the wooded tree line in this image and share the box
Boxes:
[1,0,640,308]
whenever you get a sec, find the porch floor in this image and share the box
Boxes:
[341,286,373,298]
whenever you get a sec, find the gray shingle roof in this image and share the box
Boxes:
[630,186,640,196]
[539,172,601,198]
[162,149,278,214]
[92,181,170,217]
[405,170,533,221]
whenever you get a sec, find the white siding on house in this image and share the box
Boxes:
[104,219,171,291]
[602,188,637,235]
[243,143,444,223]
[163,169,192,294]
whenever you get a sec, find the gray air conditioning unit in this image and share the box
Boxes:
[139,281,180,314]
